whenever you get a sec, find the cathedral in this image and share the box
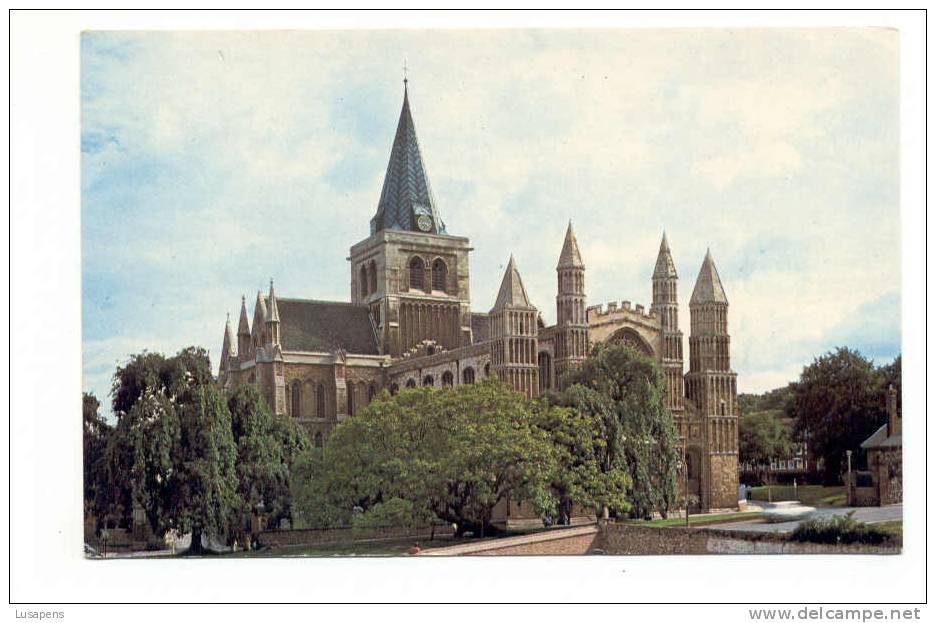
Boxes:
[218,81,740,516]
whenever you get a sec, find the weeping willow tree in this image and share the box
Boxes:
[559,342,679,519]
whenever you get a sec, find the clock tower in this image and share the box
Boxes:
[349,80,472,358]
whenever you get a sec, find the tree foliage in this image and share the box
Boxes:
[787,348,896,484]
[83,392,112,520]
[292,381,558,535]
[92,346,308,552]
[227,384,310,529]
[559,343,679,519]
[739,409,793,471]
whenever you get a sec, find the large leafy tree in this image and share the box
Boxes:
[83,392,112,522]
[293,381,558,536]
[539,386,631,522]
[227,385,310,530]
[99,347,242,552]
[788,347,889,484]
[739,409,793,478]
[174,385,241,554]
[560,343,679,519]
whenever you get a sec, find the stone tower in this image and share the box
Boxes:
[554,222,588,383]
[686,249,738,510]
[348,80,472,357]
[490,255,539,398]
[651,232,685,416]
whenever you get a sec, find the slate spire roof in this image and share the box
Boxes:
[653,231,678,279]
[557,221,584,269]
[690,249,728,305]
[493,255,534,310]
[370,81,446,236]
[221,313,236,359]
[237,295,250,336]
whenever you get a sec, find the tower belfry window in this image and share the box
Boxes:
[409,257,424,290]
[432,259,447,293]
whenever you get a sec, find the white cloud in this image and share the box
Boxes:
[82,28,901,401]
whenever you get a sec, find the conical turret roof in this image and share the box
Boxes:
[690,249,728,304]
[557,221,584,269]
[653,232,678,279]
[266,279,280,323]
[222,313,237,359]
[237,296,250,335]
[370,82,446,235]
[493,255,534,310]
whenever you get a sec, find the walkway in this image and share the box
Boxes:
[707,504,902,534]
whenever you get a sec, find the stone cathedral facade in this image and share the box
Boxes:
[218,82,740,515]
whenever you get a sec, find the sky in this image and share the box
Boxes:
[81,28,900,408]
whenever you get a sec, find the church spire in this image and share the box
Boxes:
[690,249,728,305]
[266,278,280,323]
[557,221,584,269]
[370,80,446,236]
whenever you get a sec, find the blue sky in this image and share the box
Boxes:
[81,29,900,407]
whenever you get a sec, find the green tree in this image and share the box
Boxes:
[227,384,310,530]
[101,347,241,552]
[174,385,241,554]
[739,409,793,483]
[83,392,112,523]
[560,343,679,519]
[540,386,631,522]
[788,347,887,484]
[293,381,558,536]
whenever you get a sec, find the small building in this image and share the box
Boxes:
[851,385,902,506]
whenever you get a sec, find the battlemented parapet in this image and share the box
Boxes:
[587,300,662,358]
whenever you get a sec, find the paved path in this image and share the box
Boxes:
[707,504,902,534]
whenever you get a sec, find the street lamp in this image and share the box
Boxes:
[846,449,853,505]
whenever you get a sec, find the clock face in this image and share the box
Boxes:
[416,214,433,232]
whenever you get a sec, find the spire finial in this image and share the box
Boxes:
[403,58,408,87]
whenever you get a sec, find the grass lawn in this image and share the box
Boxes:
[623,511,761,527]
[749,485,846,507]
[873,521,903,539]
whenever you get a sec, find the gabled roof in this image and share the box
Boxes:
[492,255,534,311]
[278,298,379,355]
[557,221,584,269]
[370,83,446,236]
[653,232,677,279]
[690,249,728,305]
[861,423,902,449]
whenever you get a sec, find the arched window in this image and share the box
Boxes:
[423,375,434,387]
[248,373,256,384]
[368,382,377,402]
[291,381,301,417]
[441,371,454,387]
[316,384,326,418]
[484,362,491,377]
[347,383,355,416]
[314,432,324,448]
[409,256,424,291]
[431,258,447,293]
[405,379,417,389]
[368,260,377,296]
[360,264,369,298]
[390,383,399,395]
[462,367,475,385]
